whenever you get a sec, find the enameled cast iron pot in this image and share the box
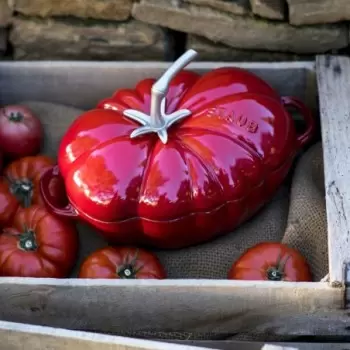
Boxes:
[40,50,315,249]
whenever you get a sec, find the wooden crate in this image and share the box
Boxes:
[0,55,349,340]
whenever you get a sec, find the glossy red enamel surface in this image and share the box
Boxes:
[49,67,314,249]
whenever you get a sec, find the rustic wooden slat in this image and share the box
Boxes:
[0,278,345,336]
[0,60,316,110]
[3,321,350,350]
[0,321,215,350]
[316,55,350,285]
[174,340,350,350]
[346,263,350,307]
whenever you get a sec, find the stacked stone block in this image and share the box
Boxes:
[8,0,167,60]
[3,0,350,61]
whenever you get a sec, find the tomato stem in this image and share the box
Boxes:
[7,111,23,122]
[18,228,38,251]
[266,267,284,281]
[117,264,136,279]
[117,249,143,279]
[7,176,33,208]
[266,254,290,281]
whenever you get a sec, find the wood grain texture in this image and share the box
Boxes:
[0,321,213,350]
[0,278,344,336]
[0,60,316,110]
[4,321,350,350]
[316,55,350,285]
[1,321,350,350]
[174,340,350,350]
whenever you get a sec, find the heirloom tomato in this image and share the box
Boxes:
[0,205,78,278]
[78,246,166,279]
[0,105,43,159]
[41,50,315,249]
[228,242,312,282]
[0,155,56,226]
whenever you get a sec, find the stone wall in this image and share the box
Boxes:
[1,0,350,61]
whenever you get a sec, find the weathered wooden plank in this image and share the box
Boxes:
[250,0,286,20]
[287,0,350,26]
[0,321,214,350]
[0,278,344,336]
[1,321,350,350]
[316,55,350,285]
[132,0,348,54]
[4,321,350,350]
[346,263,350,307]
[0,60,316,110]
[174,340,350,350]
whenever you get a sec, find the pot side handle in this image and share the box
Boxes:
[40,165,79,218]
[281,96,315,149]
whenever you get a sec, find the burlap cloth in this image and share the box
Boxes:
[21,101,328,340]
[155,140,327,281]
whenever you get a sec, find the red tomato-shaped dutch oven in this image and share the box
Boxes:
[40,50,315,249]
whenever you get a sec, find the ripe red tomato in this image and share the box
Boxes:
[0,205,79,277]
[228,242,312,282]
[78,246,166,279]
[0,105,43,159]
[0,155,56,226]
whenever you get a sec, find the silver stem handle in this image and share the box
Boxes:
[150,49,198,127]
